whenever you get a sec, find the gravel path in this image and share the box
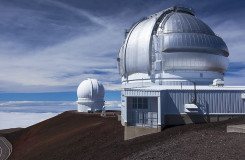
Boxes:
[0,137,12,160]
[129,120,245,160]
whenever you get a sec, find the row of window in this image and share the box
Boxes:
[132,97,148,109]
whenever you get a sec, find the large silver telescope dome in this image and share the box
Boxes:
[117,6,229,86]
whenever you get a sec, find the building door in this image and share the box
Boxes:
[128,97,158,127]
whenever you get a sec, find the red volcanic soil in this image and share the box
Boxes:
[0,128,22,135]
[2,111,245,160]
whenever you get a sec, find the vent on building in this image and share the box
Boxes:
[213,79,224,87]
[184,104,199,113]
[241,93,245,99]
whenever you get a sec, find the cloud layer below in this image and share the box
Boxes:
[0,101,120,129]
[0,112,58,130]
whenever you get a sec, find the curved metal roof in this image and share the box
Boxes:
[160,33,229,56]
[160,12,215,35]
[122,14,160,76]
[158,12,229,56]
[118,6,229,77]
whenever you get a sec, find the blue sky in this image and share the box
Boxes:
[0,0,245,101]
[0,91,121,101]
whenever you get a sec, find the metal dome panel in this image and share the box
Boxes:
[163,52,229,72]
[160,12,215,35]
[160,33,229,56]
[121,14,160,76]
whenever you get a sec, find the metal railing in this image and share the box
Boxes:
[130,111,158,128]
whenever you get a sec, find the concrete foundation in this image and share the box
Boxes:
[124,126,161,140]
[122,114,245,140]
[165,114,240,125]
[227,124,245,133]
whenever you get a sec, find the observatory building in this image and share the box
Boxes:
[77,79,105,112]
[117,6,245,139]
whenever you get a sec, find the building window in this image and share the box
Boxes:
[132,97,148,109]
[133,97,137,109]
[142,98,148,109]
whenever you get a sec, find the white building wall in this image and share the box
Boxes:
[77,100,104,112]
[122,88,245,127]
[121,90,127,125]
[163,90,245,114]
[78,104,90,112]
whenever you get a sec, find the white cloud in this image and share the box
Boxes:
[1,1,245,93]
[105,101,121,110]
[212,20,245,63]
[0,1,126,93]
[0,112,58,130]
[46,0,111,28]
[0,101,77,113]
[0,100,121,129]
[0,27,122,92]
[0,101,121,113]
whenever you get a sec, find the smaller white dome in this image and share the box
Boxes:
[77,79,104,100]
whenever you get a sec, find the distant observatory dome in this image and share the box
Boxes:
[77,79,104,112]
[117,6,229,86]
[77,79,105,99]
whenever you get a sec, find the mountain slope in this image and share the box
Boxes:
[3,111,245,160]
[5,111,125,160]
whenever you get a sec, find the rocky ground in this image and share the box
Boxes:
[1,111,245,160]
[129,120,245,160]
